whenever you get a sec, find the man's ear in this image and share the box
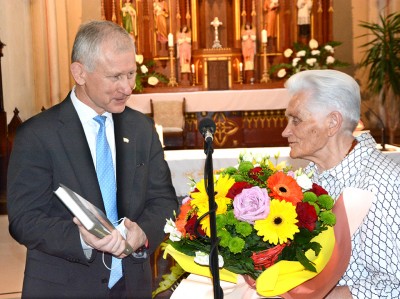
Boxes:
[327,111,343,136]
[70,62,86,85]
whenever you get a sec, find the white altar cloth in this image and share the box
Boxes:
[165,145,400,197]
[127,88,291,114]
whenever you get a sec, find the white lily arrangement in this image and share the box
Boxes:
[270,39,348,79]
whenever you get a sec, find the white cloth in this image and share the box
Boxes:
[305,132,400,298]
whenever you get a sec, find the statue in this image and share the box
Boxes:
[153,0,169,43]
[264,0,279,38]
[177,26,192,73]
[121,0,137,37]
[241,23,256,71]
[210,17,223,49]
[297,0,313,41]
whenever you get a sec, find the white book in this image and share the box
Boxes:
[55,183,133,255]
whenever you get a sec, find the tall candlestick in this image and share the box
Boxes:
[239,62,243,71]
[191,64,195,74]
[262,29,268,43]
[168,33,174,47]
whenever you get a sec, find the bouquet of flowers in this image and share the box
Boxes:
[134,54,167,92]
[163,152,337,296]
[270,39,348,79]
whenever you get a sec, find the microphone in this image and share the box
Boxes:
[199,118,216,143]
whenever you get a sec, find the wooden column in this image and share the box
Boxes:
[0,39,7,213]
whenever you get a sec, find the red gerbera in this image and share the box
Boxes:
[296,202,318,231]
[267,172,303,205]
[185,214,206,238]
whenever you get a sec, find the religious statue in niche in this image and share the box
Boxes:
[297,0,313,42]
[264,0,279,38]
[177,26,192,73]
[241,22,256,71]
[153,0,169,43]
[121,0,137,38]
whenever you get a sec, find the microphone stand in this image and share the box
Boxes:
[203,139,224,299]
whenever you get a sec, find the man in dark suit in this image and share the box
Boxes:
[7,20,178,299]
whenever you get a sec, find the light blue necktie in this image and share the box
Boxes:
[94,115,122,289]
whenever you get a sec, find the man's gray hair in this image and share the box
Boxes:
[71,20,136,72]
[285,70,361,132]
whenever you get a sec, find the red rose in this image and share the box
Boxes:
[184,214,206,237]
[310,183,328,196]
[226,181,253,199]
[296,202,318,231]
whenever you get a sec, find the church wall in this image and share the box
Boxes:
[0,0,399,123]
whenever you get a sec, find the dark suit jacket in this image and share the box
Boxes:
[7,96,178,299]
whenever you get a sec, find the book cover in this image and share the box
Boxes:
[54,184,133,255]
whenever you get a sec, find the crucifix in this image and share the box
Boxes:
[210,17,222,48]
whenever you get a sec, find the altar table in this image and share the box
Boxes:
[127,88,291,114]
[165,145,400,197]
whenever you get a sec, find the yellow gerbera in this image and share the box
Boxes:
[190,174,235,236]
[254,199,299,245]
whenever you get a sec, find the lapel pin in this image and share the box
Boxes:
[123,137,129,143]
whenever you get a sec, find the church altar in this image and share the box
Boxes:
[164,144,400,197]
[127,88,290,114]
[127,88,291,149]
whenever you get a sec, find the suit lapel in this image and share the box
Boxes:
[113,112,138,216]
[57,97,105,210]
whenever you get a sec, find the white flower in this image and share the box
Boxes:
[194,251,224,268]
[284,48,293,58]
[292,57,301,67]
[135,54,144,64]
[164,218,182,241]
[311,50,320,56]
[294,169,313,191]
[309,39,319,49]
[326,56,335,64]
[277,69,287,78]
[296,50,306,57]
[241,151,254,163]
[324,45,334,53]
[140,65,148,74]
[147,76,159,86]
[306,58,317,66]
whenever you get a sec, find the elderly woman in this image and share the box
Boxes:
[282,70,400,298]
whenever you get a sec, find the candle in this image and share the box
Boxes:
[168,33,174,47]
[191,64,195,73]
[239,62,243,71]
[262,29,268,43]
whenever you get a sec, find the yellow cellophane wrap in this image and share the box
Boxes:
[163,226,335,297]
[256,226,334,296]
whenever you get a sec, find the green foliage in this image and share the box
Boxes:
[358,13,400,97]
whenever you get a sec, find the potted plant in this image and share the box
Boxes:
[358,12,400,145]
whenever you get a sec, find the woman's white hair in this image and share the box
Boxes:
[285,70,361,132]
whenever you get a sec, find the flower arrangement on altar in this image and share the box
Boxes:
[134,54,168,92]
[163,152,337,297]
[270,39,348,79]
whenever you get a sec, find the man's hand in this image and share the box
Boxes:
[124,218,147,252]
[73,217,128,258]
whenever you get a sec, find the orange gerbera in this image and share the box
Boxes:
[175,201,192,235]
[267,172,303,205]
